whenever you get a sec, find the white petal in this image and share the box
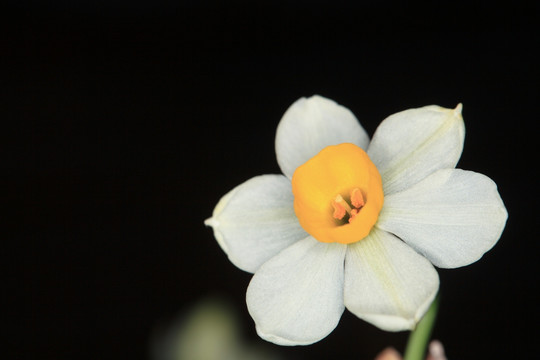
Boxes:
[377,168,508,268]
[275,95,370,178]
[205,175,307,273]
[344,228,439,331]
[368,104,465,195]
[246,237,346,345]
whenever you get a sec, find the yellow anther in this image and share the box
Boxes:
[350,188,365,208]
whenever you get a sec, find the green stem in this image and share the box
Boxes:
[403,294,439,360]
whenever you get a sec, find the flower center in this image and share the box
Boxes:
[331,188,365,224]
[291,143,384,244]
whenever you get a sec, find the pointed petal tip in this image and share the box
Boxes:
[204,217,216,227]
[308,94,330,102]
[454,103,463,115]
[292,94,336,110]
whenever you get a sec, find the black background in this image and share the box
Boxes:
[5,1,538,359]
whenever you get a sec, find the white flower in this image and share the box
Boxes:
[204,95,507,346]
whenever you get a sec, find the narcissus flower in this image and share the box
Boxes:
[205,95,507,346]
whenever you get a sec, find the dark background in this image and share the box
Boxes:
[5,1,538,359]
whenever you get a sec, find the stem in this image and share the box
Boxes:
[403,294,439,360]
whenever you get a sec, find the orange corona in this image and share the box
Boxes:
[291,143,384,244]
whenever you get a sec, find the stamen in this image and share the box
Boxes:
[350,188,365,208]
[332,194,352,220]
